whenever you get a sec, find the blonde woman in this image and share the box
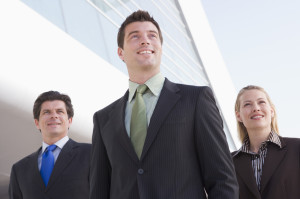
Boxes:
[232,85,300,199]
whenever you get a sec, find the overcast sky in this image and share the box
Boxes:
[201,0,300,138]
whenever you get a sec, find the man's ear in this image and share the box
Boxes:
[68,117,73,129]
[34,119,40,130]
[118,47,124,62]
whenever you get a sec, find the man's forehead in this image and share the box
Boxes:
[41,100,66,109]
[125,21,158,34]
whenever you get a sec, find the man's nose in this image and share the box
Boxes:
[50,112,59,118]
[140,35,150,45]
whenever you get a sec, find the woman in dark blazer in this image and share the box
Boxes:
[232,85,300,199]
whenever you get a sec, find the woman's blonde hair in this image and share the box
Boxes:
[235,85,279,143]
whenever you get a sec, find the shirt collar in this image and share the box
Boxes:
[128,73,165,102]
[268,131,282,148]
[42,136,69,153]
[234,131,281,156]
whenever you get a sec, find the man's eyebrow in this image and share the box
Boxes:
[127,30,158,37]
[127,30,139,37]
[148,30,158,34]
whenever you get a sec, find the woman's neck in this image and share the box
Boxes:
[247,128,271,153]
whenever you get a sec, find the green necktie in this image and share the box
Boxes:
[130,84,148,158]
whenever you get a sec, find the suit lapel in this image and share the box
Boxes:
[105,91,140,164]
[105,80,180,162]
[46,139,77,191]
[234,154,261,198]
[260,138,287,193]
[141,79,180,160]
[30,147,46,190]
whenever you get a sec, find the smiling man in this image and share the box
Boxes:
[9,91,91,199]
[90,10,238,199]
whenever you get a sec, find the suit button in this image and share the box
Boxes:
[138,168,144,175]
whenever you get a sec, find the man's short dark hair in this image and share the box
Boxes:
[117,10,163,49]
[33,91,74,120]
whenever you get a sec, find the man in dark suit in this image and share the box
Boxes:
[90,10,238,199]
[9,91,91,199]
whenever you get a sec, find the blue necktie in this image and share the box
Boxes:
[40,144,57,186]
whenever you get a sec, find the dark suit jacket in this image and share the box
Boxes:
[232,137,300,199]
[9,139,91,199]
[90,79,238,199]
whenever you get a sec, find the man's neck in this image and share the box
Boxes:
[129,71,160,84]
[42,134,67,145]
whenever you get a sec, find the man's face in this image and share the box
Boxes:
[118,21,162,75]
[35,100,72,142]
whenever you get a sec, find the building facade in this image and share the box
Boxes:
[22,0,238,147]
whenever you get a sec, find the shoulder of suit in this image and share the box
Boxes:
[279,136,300,147]
[173,82,211,92]
[68,139,91,149]
[94,94,127,116]
[77,142,92,150]
[231,150,240,157]
[178,85,214,100]
[12,147,41,167]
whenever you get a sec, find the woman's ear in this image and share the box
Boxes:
[236,111,243,123]
[270,108,274,118]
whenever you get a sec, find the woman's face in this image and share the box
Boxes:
[236,89,274,133]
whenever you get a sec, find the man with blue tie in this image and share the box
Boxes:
[9,91,91,199]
